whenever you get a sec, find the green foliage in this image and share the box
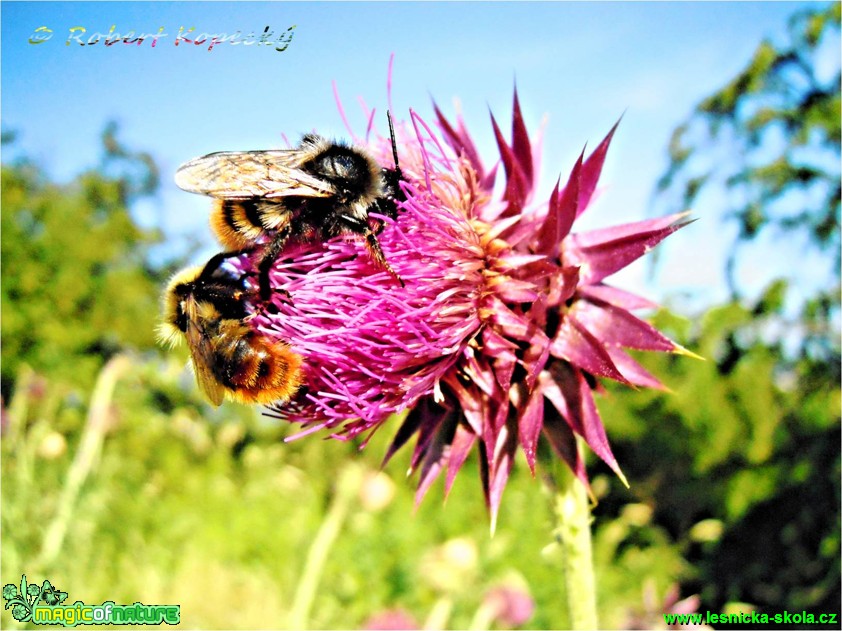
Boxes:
[657,3,841,306]
[1,126,167,399]
[3,353,684,629]
[597,287,841,619]
[643,11,841,619]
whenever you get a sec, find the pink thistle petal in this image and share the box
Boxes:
[563,212,694,284]
[577,117,621,217]
[491,111,530,217]
[382,401,426,467]
[482,214,522,242]
[551,266,581,306]
[536,145,584,257]
[480,162,500,194]
[538,367,577,431]
[527,292,548,331]
[577,283,660,310]
[477,399,510,513]
[535,179,562,258]
[363,106,378,144]
[433,102,488,184]
[557,149,585,235]
[575,372,626,483]
[522,329,552,392]
[495,252,552,271]
[573,211,693,247]
[538,388,592,492]
[492,351,517,395]
[386,54,395,117]
[570,298,681,352]
[408,404,446,473]
[606,347,669,391]
[332,80,360,144]
[550,364,626,482]
[513,258,562,285]
[444,422,477,498]
[408,110,458,177]
[487,394,510,448]
[481,327,520,357]
[550,316,631,385]
[548,424,590,491]
[464,349,498,397]
[487,421,518,533]
[493,208,541,248]
[481,297,539,343]
[515,385,545,474]
[444,373,485,436]
[511,88,535,190]
[415,422,449,507]
[486,275,540,303]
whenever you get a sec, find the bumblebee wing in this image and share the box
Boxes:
[175,150,336,200]
[184,316,226,406]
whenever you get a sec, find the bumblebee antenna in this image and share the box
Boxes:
[386,110,400,171]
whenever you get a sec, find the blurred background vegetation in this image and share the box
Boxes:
[2,4,839,629]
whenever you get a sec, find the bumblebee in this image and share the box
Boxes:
[158,255,304,406]
[175,112,405,299]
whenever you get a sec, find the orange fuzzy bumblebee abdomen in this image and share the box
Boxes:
[213,320,304,405]
[210,199,292,251]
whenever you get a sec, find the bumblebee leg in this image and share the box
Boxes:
[368,198,400,236]
[370,192,400,222]
[257,227,292,301]
[367,232,404,287]
[339,214,404,288]
[267,286,294,309]
[238,267,288,300]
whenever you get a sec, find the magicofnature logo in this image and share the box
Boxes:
[3,575,180,627]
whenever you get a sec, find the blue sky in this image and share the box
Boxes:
[1,1,832,310]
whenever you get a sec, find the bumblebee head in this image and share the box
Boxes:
[307,144,380,202]
[158,265,205,345]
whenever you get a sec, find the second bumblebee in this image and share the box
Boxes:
[159,255,304,406]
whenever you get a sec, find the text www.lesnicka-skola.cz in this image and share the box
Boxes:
[27,25,296,52]
[664,610,838,626]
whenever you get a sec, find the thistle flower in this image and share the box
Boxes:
[363,608,418,631]
[624,581,711,630]
[256,91,693,526]
[482,584,535,627]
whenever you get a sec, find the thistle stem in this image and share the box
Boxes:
[553,462,598,630]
